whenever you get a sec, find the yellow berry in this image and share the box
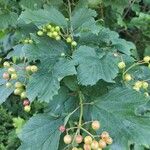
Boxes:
[101,131,109,140]
[3,61,10,68]
[72,147,78,150]
[30,65,38,73]
[92,120,100,130]
[143,56,150,63]
[84,136,92,144]
[63,135,72,144]
[50,27,55,32]
[47,32,53,38]
[99,139,106,148]
[91,140,99,149]
[24,39,29,44]
[28,39,33,44]
[47,24,52,29]
[105,137,113,145]
[118,61,126,69]
[142,81,149,89]
[133,86,140,91]
[24,105,31,112]
[124,74,132,81]
[37,31,44,36]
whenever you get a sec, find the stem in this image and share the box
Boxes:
[81,127,94,139]
[78,91,84,128]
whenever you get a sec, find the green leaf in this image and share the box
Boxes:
[19,0,43,10]
[18,7,67,28]
[0,85,13,104]
[73,46,119,85]
[0,12,18,29]
[18,114,63,150]
[79,27,135,55]
[91,87,150,149]
[72,8,98,34]
[27,58,76,102]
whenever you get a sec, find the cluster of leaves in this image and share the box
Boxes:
[0,0,150,150]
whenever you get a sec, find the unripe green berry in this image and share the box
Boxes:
[55,36,61,41]
[55,26,60,31]
[3,61,10,68]
[14,88,22,95]
[28,39,33,44]
[118,61,126,69]
[142,81,149,89]
[52,31,58,37]
[61,53,65,57]
[144,92,149,97]
[15,82,23,88]
[71,41,77,47]
[63,135,72,144]
[47,32,53,38]
[6,82,12,88]
[50,27,55,32]
[37,31,44,36]
[26,65,31,72]
[11,73,18,80]
[24,39,29,44]
[21,92,27,99]
[8,67,16,74]
[66,37,72,43]
[31,65,38,73]
[24,105,31,112]
[47,24,52,29]
[124,74,132,81]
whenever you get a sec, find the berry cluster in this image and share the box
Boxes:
[60,121,112,150]
[23,38,33,44]
[2,61,38,112]
[118,56,150,97]
[37,24,61,41]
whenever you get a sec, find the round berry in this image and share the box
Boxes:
[47,32,53,38]
[91,140,99,149]
[23,99,30,106]
[148,64,150,68]
[8,67,15,74]
[84,136,92,144]
[28,39,33,44]
[24,39,29,44]
[63,135,72,144]
[143,56,150,63]
[52,31,58,37]
[118,61,126,69]
[37,31,44,36]
[101,131,109,140]
[26,65,31,72]
[72,147,78,150]
[75,135,83,144]
[133,86,140,92]
[55,26,60,32]
[61,53,65,57]
[24,105,31,112]
[142,81,149,89]
[124,74,132,81]
[134,81,142,88]
[50,27,55,32]
[66,37,72,43]
[3,72,10,80]
[83,144,91,150]
[14,88,22,95]
[71,41,77,47]
[30,65,38,73]
[105,137,113,145]
[6,82,12,88]
[59,125,66,133]
[11,73,18,80]
[3,61,10,68]
[78,148,83,150]
[144,92,149,97]
[99,139,106,148]
[55,36,61,41]
[21,92,27,99]
[92,120,100,130]
[15,82,23,88]
[97,148,102,150]
[47,24,52,29]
